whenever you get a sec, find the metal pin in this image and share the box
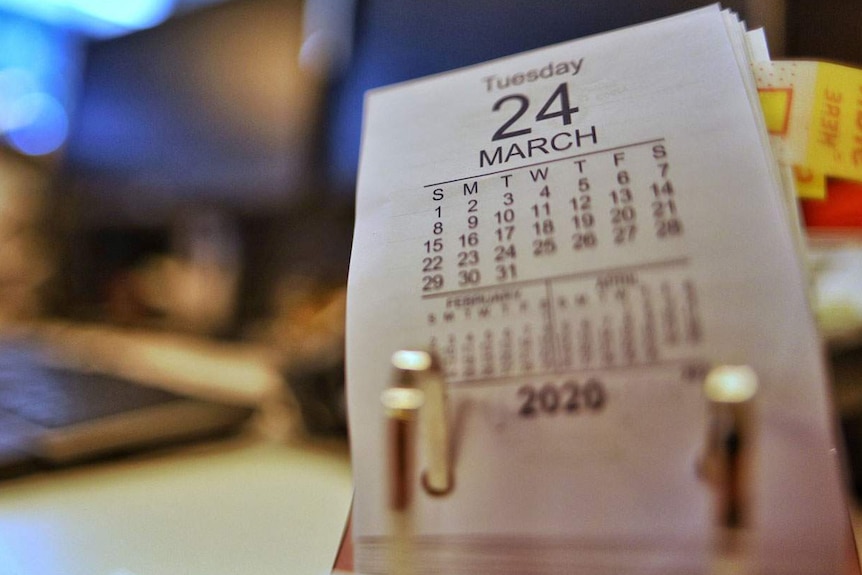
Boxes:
[391,349,453,495]
[381,350,452,575]
[701,365,758,531]
[381,384,423,575]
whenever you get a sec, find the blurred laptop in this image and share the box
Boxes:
[0,325,282,479]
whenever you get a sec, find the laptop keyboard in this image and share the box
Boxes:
[0,341,183,429]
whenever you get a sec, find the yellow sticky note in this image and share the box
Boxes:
[807,62,862,181]
[754,60,862,196]
[758,88,793,135]
[792,166,827,200]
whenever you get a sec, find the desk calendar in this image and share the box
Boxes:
[346,6,851,574]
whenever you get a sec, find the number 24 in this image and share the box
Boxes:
[492,83,579,141]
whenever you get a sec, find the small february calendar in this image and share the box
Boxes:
[346,6,850,574]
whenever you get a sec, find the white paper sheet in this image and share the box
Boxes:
[347,6,850,574]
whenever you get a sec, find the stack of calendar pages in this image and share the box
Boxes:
[346,5,852,574]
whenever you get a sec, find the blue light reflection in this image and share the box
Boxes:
[67,0,175,30]
[0,0,177,36]
[5,92,69,156]
[0,11,80,156]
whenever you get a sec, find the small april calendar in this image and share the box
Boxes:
[346,6,850,574]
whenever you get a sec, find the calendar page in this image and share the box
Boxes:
[346,6,849,574]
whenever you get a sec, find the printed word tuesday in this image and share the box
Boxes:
[482,59,584,92]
